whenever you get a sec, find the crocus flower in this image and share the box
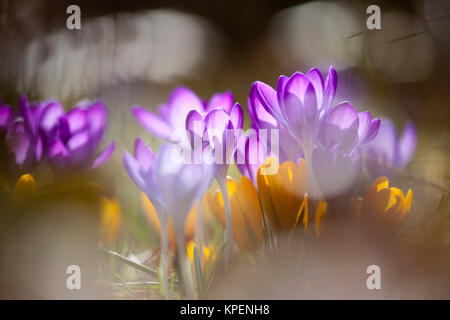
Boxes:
[132,86,234,141]
[251,67,381,199]
[207,176,263,252]
[252,66,337,155]
[362,120,417,180]
[351,176,412,234]
[43,100,115,170]
[256,157,308,232]
[123,140,215,297]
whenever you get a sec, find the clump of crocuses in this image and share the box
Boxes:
[0,95,115,172]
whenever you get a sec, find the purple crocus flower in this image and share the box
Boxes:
[43,100,115,170]
[132,86,234,141]
[251,67,381,197]
[362,120,417,180]
[252,66,338,156]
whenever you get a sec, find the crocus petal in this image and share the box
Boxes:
[19,95,35,135]
[363,119,398,171]
[357,112,380,147]
[168,86,204,130]
[398,121,417,167]
[204,108,230,147]
[7,123,31,166]
[39,101,64,135]
[123,151,146,191]
[229,103,244,130]
[48,139,70,169]
[67,129,92,166]
[255,81,286,126]
[208,91,234,113]
[186,110,204,141]
[91,141,116,169]
[322,66,337,114]
[306,67,324,108]
[248,84,277,129]
[132,106,172,140]
[276,75,289,116]
[65,107,87,135]
[0,106,12,129]
[86,102,107,148]
[134,138,155,171]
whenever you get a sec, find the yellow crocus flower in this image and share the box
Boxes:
[257,157,308,233]
[100,196,122,245]
[140,192,196,251]
[353,176,413,233]
[207,176,263,252]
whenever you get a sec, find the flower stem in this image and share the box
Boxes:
[160,222,169,299]
[176,233,196,299]
[217,174,232,264]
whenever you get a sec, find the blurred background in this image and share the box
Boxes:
[0,0,448,298]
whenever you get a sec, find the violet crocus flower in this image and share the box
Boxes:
[42,100,115,170]
[123,140,215,297]
[252,66,338,157]
[362,120,417,180]
[132,86,234,142]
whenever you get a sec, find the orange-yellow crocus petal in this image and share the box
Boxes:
[207,176,263,251]
[100,197,122,245]
[257,157,307,232]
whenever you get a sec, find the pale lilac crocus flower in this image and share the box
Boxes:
[363,120,417,180]
[123,141,215,298]
[132,86,234,142]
